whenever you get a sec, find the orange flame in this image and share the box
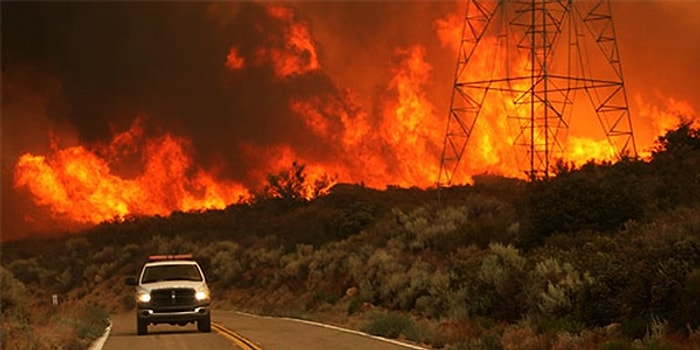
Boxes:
[256,4,320,78]
[431,10,694,181]
[225,47,245,70]
[10,3,697,229]
[634,94,699,157]
[13,118,249,224]
[285,45,442,188]
[379,46,442,186]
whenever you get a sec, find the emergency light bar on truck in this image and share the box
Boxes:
[147,254,194,261]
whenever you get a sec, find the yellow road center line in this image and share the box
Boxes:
[212,322,264,350]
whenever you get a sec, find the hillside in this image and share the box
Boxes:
[2,123,700,350]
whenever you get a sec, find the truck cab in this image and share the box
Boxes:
[125,254,212,335]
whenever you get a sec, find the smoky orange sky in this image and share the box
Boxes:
[2,1,698,241]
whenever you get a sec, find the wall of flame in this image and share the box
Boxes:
[2,1,698,239]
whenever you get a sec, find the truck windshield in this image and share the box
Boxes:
[141,264,203,283]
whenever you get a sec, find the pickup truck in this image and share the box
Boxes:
[125,254,212,335]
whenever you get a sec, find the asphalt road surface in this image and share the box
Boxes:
[101,310,428,350]
[101,312,235,350]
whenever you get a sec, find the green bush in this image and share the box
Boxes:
[334,201,378,237]
[525,258,594,319]
[680,268,700,329]
[208,242,243,288]
[7,258,41,285]
[469,243,527,321]
[525,161,645,244]
[347,297,363,315]
[649,123,700,209]
[643,339,674,350]
[1,268,35,350]
[395,199,517,252]
[305,290,339,311]
[4,124,700,348]
[74,303,110,340]
[534,317,584,334]
[601,340,633,350]
[1,267,28,322]
[361,312,416,339]
[621,317,648,339]
[477,333,504,350]
[358,248,406,307]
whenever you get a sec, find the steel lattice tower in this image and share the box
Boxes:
[438,0,637,185]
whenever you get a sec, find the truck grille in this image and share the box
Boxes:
[150,288,195,307]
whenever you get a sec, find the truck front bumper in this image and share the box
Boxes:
[137,305,210,325]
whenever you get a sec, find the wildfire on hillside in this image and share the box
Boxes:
[13,118,249,224]
[3,1,697,236]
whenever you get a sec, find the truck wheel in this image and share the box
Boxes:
[197,315,211,333]
[137,317,148,335]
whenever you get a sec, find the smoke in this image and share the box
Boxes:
[2,3,457,157]
[613,1,700,104]
[2,1,699,240]
[1,65,85,237]
[609,1,700,153]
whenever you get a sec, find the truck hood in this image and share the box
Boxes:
[138,280,208,293]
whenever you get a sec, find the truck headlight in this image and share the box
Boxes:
[137,293,151,303]
[195,291,209,301]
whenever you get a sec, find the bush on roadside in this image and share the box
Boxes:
[525,258,594,320]
[361,311,416,339]
[680,268,700,330]
[469,243,527,321]
[0,267,33,350]
[73,303,110,343]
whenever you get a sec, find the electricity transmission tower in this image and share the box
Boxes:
[438,0,636,185]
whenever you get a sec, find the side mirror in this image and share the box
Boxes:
[125,277,137,286]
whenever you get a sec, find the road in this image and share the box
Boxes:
[101,312,235,350]
[101,310,429,350]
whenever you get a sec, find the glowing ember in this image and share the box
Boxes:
[225,47,245,70]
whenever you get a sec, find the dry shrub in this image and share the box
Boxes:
[361,312,416,339]
[1,324,41,350]
[471,243,527,321]
[437,319,482,344]
[577,329,607,349]
[501,323,552,350]
[525,258,594,319]
[687,328,700,350]
[550,332,584,350]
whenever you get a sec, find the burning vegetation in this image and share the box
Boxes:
[3,3,700,349]
[2,1,698,238]
[3,122,700,349]
[13,118,250,224]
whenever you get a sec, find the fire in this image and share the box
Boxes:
[634,95,699,157]
[222,4,320,78]
[257,4,320,78]
[430,5,693,181]
[435,13,463,53]
[13,119,249,224]
[8,2,698,231]
[379,46,442,186]
[225,47,245,70]
[285,45,442,188]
